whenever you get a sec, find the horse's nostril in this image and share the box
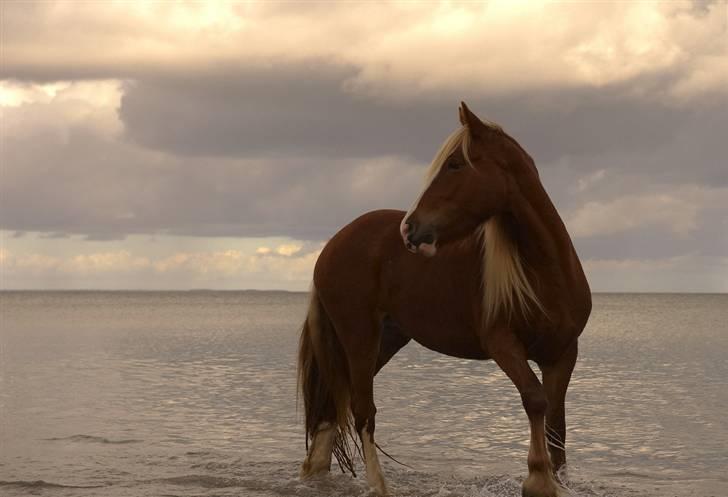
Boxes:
[420,232,435,245]
[408,230,435,248]
[405,220,417,235]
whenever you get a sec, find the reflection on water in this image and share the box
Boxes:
[0,292,726,496]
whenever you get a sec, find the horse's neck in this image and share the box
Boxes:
[506,178,578,287]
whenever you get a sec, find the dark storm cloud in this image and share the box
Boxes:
[0,108,422,240]
[2,60,727,255]
[117,63,455,161]
[116,63,728,188]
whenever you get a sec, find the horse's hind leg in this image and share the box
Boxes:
[304,318,403,479]
[541,340,578,474]
[485,329,562,497]
[302,422,337,476]
[331,312,389,496]
[299,288,350,478]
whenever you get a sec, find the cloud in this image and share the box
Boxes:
[575,169,607,193]
[566,185,728,238]
[582,254,728,292]
[568,192,697,238]
[113,66,728,168]
[1,74,726,269]
[67,251,151,273]
[1,1,727,291]
[1,249,151,275]
[4,242,726,293]
[0,80,426,239]
[115,64,456,160]
[152,242,320,276]
[3,1,726,100]
[0,242,323,289]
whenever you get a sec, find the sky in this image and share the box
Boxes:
[1,0,727,292]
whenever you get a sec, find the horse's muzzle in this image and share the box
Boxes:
[401,219,438,256]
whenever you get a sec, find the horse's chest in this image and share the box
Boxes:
[385,271,486,360]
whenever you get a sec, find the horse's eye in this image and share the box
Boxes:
[447,160,464,171]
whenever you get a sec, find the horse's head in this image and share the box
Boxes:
[401,102,530,256]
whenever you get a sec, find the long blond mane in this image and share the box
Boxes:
[425,124,543,327]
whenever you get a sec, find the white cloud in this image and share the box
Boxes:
[150,244,319,278]
[566,185,728,238]
[575,169,607,193]
[67,251,150,273]
[154,250,246,275]
[583,254,728,293]
[0,79,123,140]
[3,1,726,100]
[0,241,322,289]
[274,244,302,257]
[1,249,150,275]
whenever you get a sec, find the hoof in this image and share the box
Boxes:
[299,458,328,479]
[366,471,389,496]
[368,481,389,497]
[522,471,562,497]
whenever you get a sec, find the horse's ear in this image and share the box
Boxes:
[459,102,488,136]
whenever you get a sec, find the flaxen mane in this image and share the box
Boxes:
[424,125,543,327]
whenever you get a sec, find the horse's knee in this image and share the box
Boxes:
[521,387,548,416]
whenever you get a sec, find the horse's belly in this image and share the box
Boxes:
[393,312,489,360]
[412,333,489,360]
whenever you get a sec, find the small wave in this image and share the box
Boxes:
[0,480,104,489]
[43,434,142,444]
[184,450,212,456]
[191,460,655,497]
[156,475,243,488]
[602,470,656,480]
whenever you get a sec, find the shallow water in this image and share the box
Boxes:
[1,291,726,496]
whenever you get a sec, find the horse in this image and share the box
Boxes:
[297,102,591,497]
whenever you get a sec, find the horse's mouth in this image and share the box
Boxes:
[417,242,437,257]
[400,217,438,256]
[404,238,437,257]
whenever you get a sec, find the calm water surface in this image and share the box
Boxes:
[1,291,726,496]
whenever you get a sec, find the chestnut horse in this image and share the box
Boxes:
[298,103,591,497]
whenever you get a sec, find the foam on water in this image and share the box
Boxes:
[0,456,659,497]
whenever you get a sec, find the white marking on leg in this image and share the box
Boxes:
[361,424,388,496]
[301,422,335,477]
[523,418,563,496]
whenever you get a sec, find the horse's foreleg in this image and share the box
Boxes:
[541,340,578,475]
[485,330,562,497]
[375,317,411,376]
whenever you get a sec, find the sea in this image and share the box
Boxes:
[0,291,726,497]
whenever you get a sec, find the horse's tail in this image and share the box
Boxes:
[297,285,358,476]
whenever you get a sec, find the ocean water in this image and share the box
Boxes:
[0,291,726,497]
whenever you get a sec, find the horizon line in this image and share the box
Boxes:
[0,289,726,295]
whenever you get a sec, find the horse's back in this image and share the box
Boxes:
[313,209,405,301]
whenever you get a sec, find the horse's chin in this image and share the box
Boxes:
[403,238,437,256]
[417,242,437,257]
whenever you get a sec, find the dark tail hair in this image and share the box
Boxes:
[297,286,359,476]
